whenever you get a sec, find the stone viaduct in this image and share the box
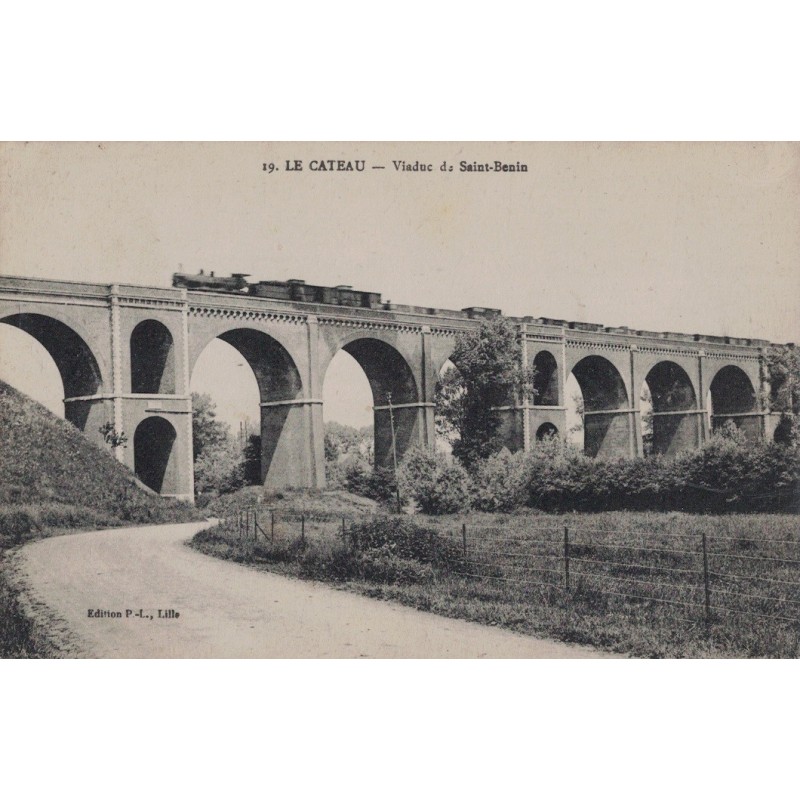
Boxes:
[0,275,776,500]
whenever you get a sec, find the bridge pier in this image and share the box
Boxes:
[260,398,325,489]
[372,402,435,469]
[121,396,194,501]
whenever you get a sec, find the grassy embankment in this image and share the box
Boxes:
[193,488,800,658]
[0,380,202,657]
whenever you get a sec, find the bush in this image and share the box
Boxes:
[356,547,435,585]
[523,435,800,513]
[0,507,39,543]
[347,515,463,568]
[396,448,473,514]
[343,460,398,504]
[471,449,531,511]
[193,438,246,496]
[195,515,459,586]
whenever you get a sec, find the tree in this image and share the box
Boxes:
[765,344,800,445]
[443,318,534,467]
[324,421,369,463]
[640,384,654,456]
[191,392,247,495]
[567,390,585,445]
[433,363,465,448]
[191,392,228,460]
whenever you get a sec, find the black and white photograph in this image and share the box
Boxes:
[1,141,797,660]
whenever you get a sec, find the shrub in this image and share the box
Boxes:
[199,515,457,586]
[0,507,39,543]
[356,547,435,585]
[471,449,531,511]
[396,448,473,514]
[347,515,463,568]
[523,435,800,513]
[343,460,398,504]
[193,438,246,496]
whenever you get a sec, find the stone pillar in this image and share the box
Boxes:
[629,345,643,457]
[260,399,323,489]
[758,349,770,439]
[521,323,531,452]
[419,325,436,451]
[179,289,195,499]
[109,284,125,462]
[372,401,435,468]
[305,315,326,487]
[697,350,711,442]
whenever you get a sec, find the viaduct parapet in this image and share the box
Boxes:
[0,275,777,500]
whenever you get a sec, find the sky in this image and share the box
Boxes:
[1,141,798,428]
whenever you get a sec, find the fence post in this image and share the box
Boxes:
[462,523,467,558]
[301,514,305,545]
[701,531,711,623]
[271,510,275,543]
[564,525,570,591]
[254,510,258,541]
[245,510,250,539]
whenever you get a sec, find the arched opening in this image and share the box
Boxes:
[570,355,629,458]
[190,329,303,489]
[133,416,177,493]
[322,349,374,479]
[191,338,261,493]
[709,365,759,440]
[533,350,560,406]
[641,361,698,456]
[565,372,585,451]
[0,313,103,430]
[328,338,419,470]
[0,324,64,417]
[130,320,176,394]
[536,422,559,440]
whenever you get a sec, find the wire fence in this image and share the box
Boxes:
[222,509,800,627]
[224,508,350,546]
[437,522,800,625]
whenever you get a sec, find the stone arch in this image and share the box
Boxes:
[642,361,699,456]
[191,327,304,486]
[133,416,178,493]
[536,422,559,440]
[216,328,303,403]
[130,319,176,394]
[570,355,629,458]
[532,350,560,406]
[709,364,759,439]
[324,337,420,469]
[0,312,103,430]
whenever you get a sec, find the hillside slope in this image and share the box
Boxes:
[0,380,200,539]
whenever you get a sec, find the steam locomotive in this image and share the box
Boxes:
[172,271,383,309]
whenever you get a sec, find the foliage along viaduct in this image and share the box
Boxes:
[0,274,779,500]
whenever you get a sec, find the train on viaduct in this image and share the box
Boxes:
[0,272,780,500]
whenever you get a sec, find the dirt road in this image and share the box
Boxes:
[14,522,615,658]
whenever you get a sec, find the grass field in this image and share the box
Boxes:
[192,503,800,658]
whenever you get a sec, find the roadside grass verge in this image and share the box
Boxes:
[191,509,800,658]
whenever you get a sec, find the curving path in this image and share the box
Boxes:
[14,522,616,658]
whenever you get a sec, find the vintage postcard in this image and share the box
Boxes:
[1,141,798,659]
